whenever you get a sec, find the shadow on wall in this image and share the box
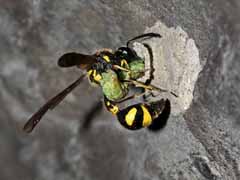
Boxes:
[79,126,129,180]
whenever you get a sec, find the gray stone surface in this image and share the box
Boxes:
[0,0,240,180]
[134,21,202,115]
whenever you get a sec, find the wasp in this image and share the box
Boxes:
[23,33,176,133]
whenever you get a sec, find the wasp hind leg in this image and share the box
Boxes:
[124,79,178,97]
[140,42,156,101]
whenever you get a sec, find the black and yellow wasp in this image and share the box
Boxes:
[23,33,176,133]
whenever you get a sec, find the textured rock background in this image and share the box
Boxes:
[0,0,240,180]
[134,21,202,115]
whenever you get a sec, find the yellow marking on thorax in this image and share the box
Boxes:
[93,69,97,77]
[94,74,102,81]
[90,69,101,82]
[87,69,93,76]
[121,59,128,67]
[125,108,137,126]
[141,105,152,127]
[103,55,110,62]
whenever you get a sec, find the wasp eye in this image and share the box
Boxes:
[117,48,128,55]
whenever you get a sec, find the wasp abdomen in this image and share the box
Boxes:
[117,103,153,130]
[116,99,169,130]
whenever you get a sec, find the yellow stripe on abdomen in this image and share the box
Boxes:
[125,108,137,126]
[141,105,152,127]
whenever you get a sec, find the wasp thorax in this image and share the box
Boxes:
[100,69,128,101]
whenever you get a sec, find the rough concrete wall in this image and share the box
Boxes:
[0,0,240,180]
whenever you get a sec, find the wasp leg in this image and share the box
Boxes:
[127,33,162,47]
[123,79,159,90]
[142,91,158,102]
[115,91,148,104]
[142,43,155,86]
[124,79,178,97]
[141,43,155,101]
[112,65,130,72]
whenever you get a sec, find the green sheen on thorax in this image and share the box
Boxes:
[100,69,127,101]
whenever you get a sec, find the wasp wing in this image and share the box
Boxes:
[23,74,85,133]
[58,52,96,69]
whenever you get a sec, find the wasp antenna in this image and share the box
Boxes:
[170,91,178,98]
[127,33,162,47]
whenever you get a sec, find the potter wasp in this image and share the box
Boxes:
[23,33,177,133]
